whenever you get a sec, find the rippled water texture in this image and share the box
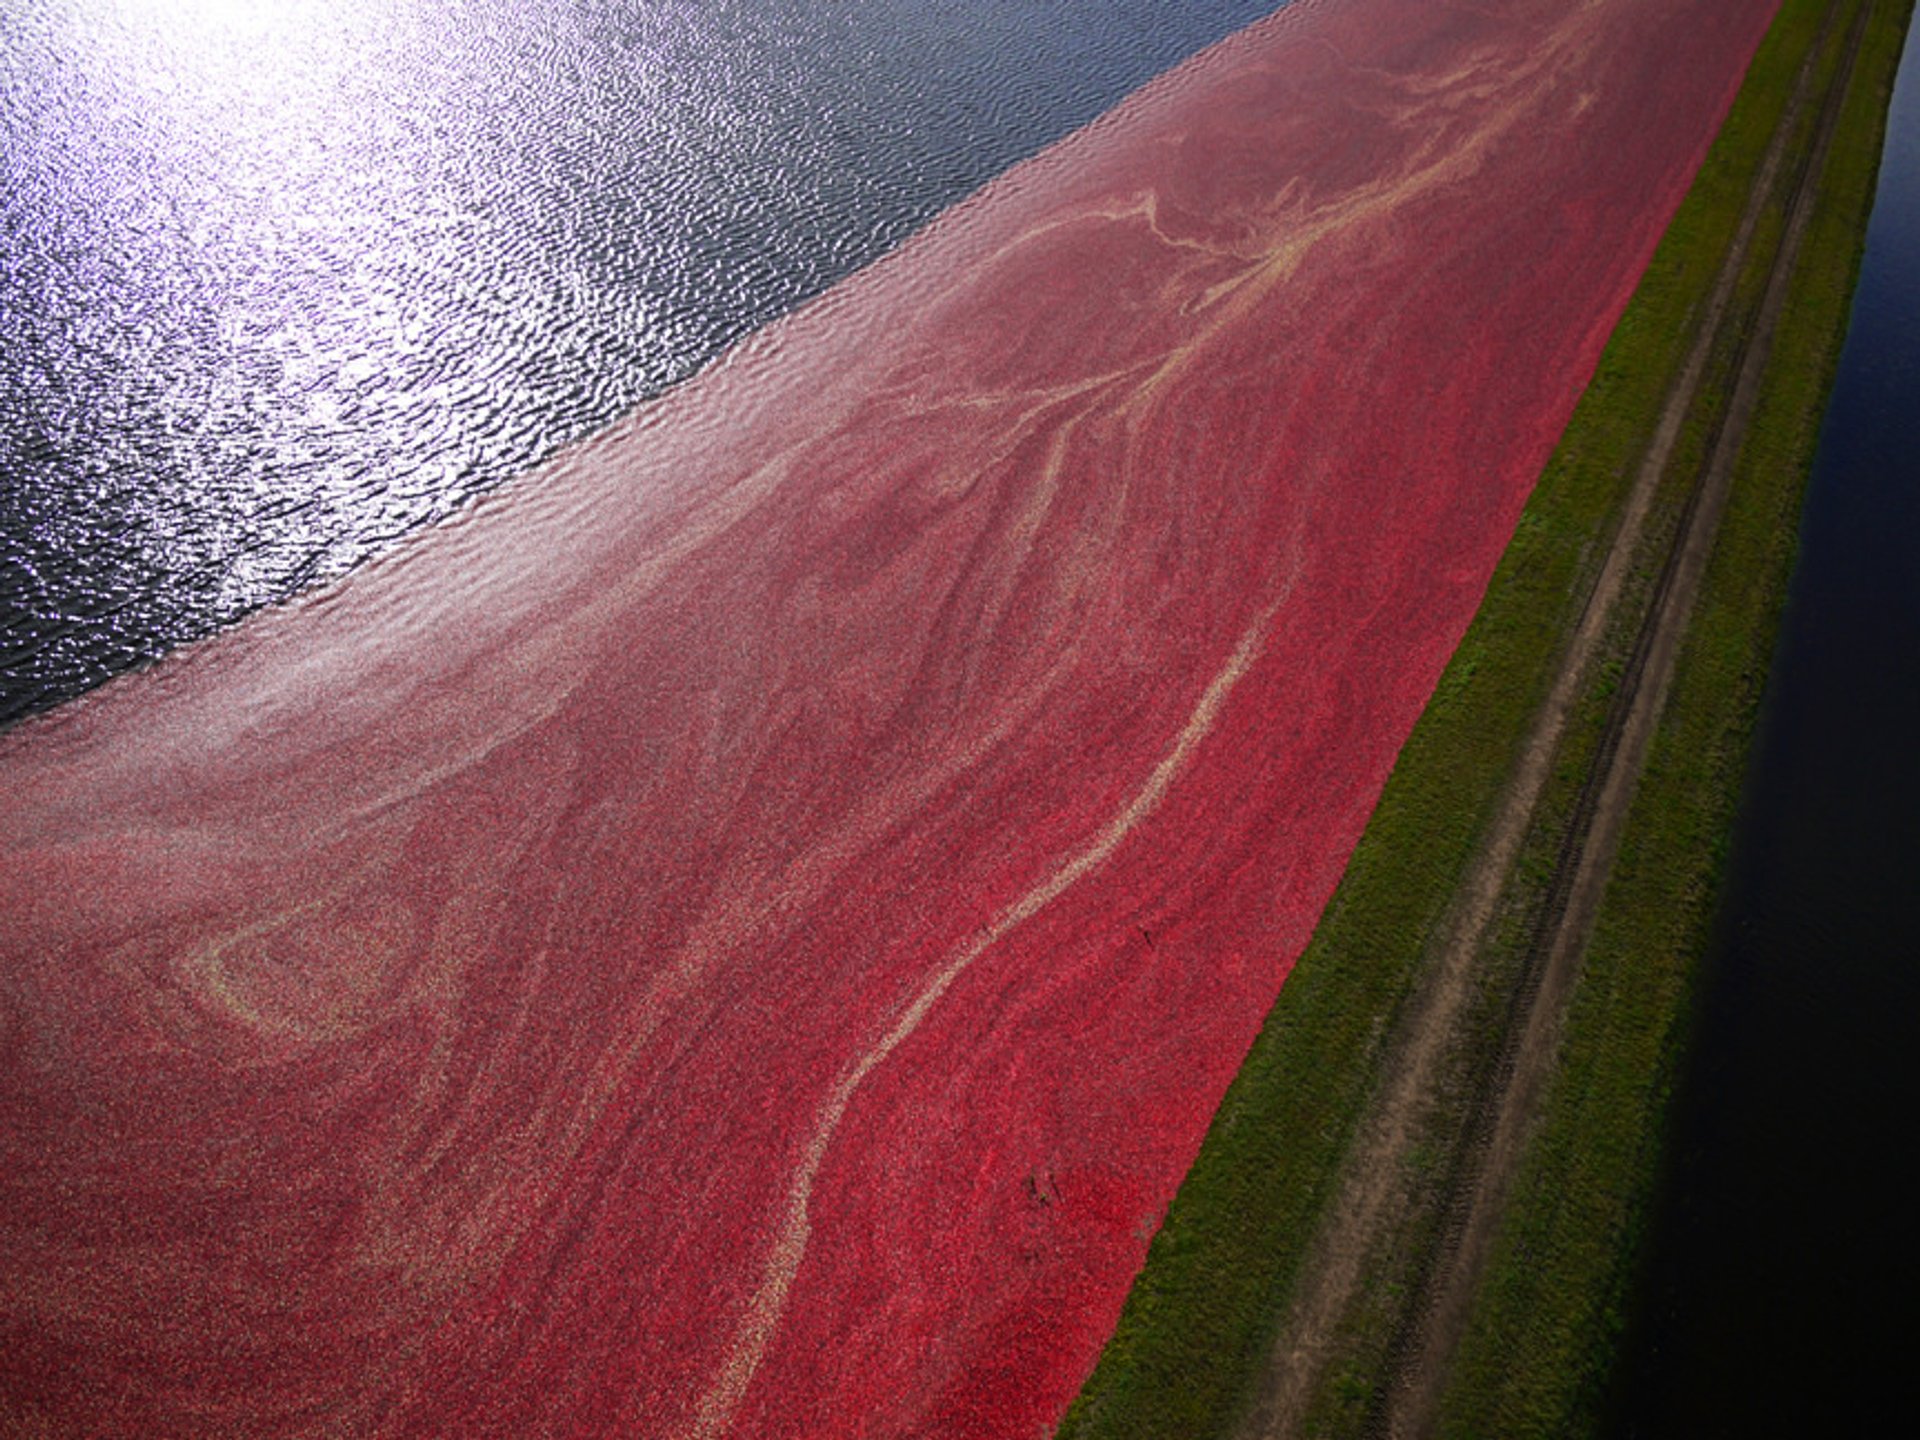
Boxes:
[0,0,1282,725]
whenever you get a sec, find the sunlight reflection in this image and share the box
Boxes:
[28,0,533,617]
[2,0,1287,726]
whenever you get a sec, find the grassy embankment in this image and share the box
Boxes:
[1058,0,1910,1434]
[1434,0,1915,1434]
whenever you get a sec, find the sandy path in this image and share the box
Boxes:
[1383,6,1879,1433]
[1236,3,1866,1435]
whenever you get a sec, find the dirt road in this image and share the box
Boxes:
[1235,3,1872,1434]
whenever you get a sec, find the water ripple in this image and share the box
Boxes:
[0,0,1285,727]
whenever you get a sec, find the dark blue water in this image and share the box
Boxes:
[0,0,1286,728]
[1607,14,1920,1435]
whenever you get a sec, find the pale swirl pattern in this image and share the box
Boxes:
[0,1,1780,1436]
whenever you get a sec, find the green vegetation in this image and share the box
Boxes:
[1436,2,1916,1434]
[1059,1,1912,1434]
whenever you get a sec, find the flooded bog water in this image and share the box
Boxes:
[0,0,1284,726]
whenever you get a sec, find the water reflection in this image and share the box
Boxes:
[0,0,1287,726]
[1606,14,1920,1433]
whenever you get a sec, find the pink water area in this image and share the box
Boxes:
[0,0,1778,1435]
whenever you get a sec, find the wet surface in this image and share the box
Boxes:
[0,1,1779,1436]
[0,0,1282,726]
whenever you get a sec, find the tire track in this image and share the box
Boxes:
[1378,2,1875,1433]
[1234,4,1865,1434]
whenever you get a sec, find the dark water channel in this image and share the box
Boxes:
[1606,17,1920,1435]
[0,0,1286,728]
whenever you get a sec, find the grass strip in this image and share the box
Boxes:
[1433,2,1916,1434]
[1059,3,1861,1435]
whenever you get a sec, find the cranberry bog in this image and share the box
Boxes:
[0,1,1780,1436]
